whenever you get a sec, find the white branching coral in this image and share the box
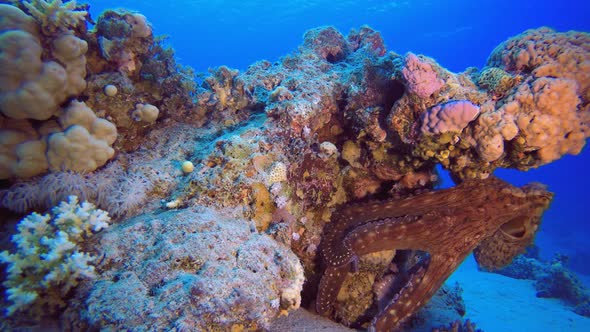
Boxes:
[23,0,87,36]
[0,196,110,317]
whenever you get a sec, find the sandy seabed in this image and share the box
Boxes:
[271,256,590,332]
[449,257,590,332]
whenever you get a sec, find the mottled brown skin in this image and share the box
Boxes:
[316,177,553,331]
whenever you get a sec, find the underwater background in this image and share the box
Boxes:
[88,0,590,278]
[1,0,590,331]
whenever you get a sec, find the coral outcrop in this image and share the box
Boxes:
[0,3,88,121]
[473,27,590,167]
[63,207,304,331]
[0,3,197,180]
[402,53,444,99]
[0,3,108,178]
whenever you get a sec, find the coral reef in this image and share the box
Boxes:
[473,27,590,167]
[402,27,590,180]
[83,9,197,153]
[0,3,588,330]
[22,0,87,37]
[0,3,101,178]
[0,3,88,121]
[92,8,152,74]
[0,4,197,180]
[402,53,444,99]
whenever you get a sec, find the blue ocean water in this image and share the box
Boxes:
[89,0,590,271]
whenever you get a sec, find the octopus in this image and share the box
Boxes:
[315,176,553,331]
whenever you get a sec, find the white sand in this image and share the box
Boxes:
[448,256,590,331]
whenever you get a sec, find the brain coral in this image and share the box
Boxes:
[477,67,515,96]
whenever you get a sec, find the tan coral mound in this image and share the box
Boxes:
[475,27,590,165]
[488,27,590,100]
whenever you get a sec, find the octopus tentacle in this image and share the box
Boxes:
[371,259,429,331]
[316,263,351,316]
[316,176,553,331]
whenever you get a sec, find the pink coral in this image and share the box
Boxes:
[347,25,387,56]
[402,53,444,98]
[421,100,480,135]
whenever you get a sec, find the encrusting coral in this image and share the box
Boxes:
[62,207,304,331]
